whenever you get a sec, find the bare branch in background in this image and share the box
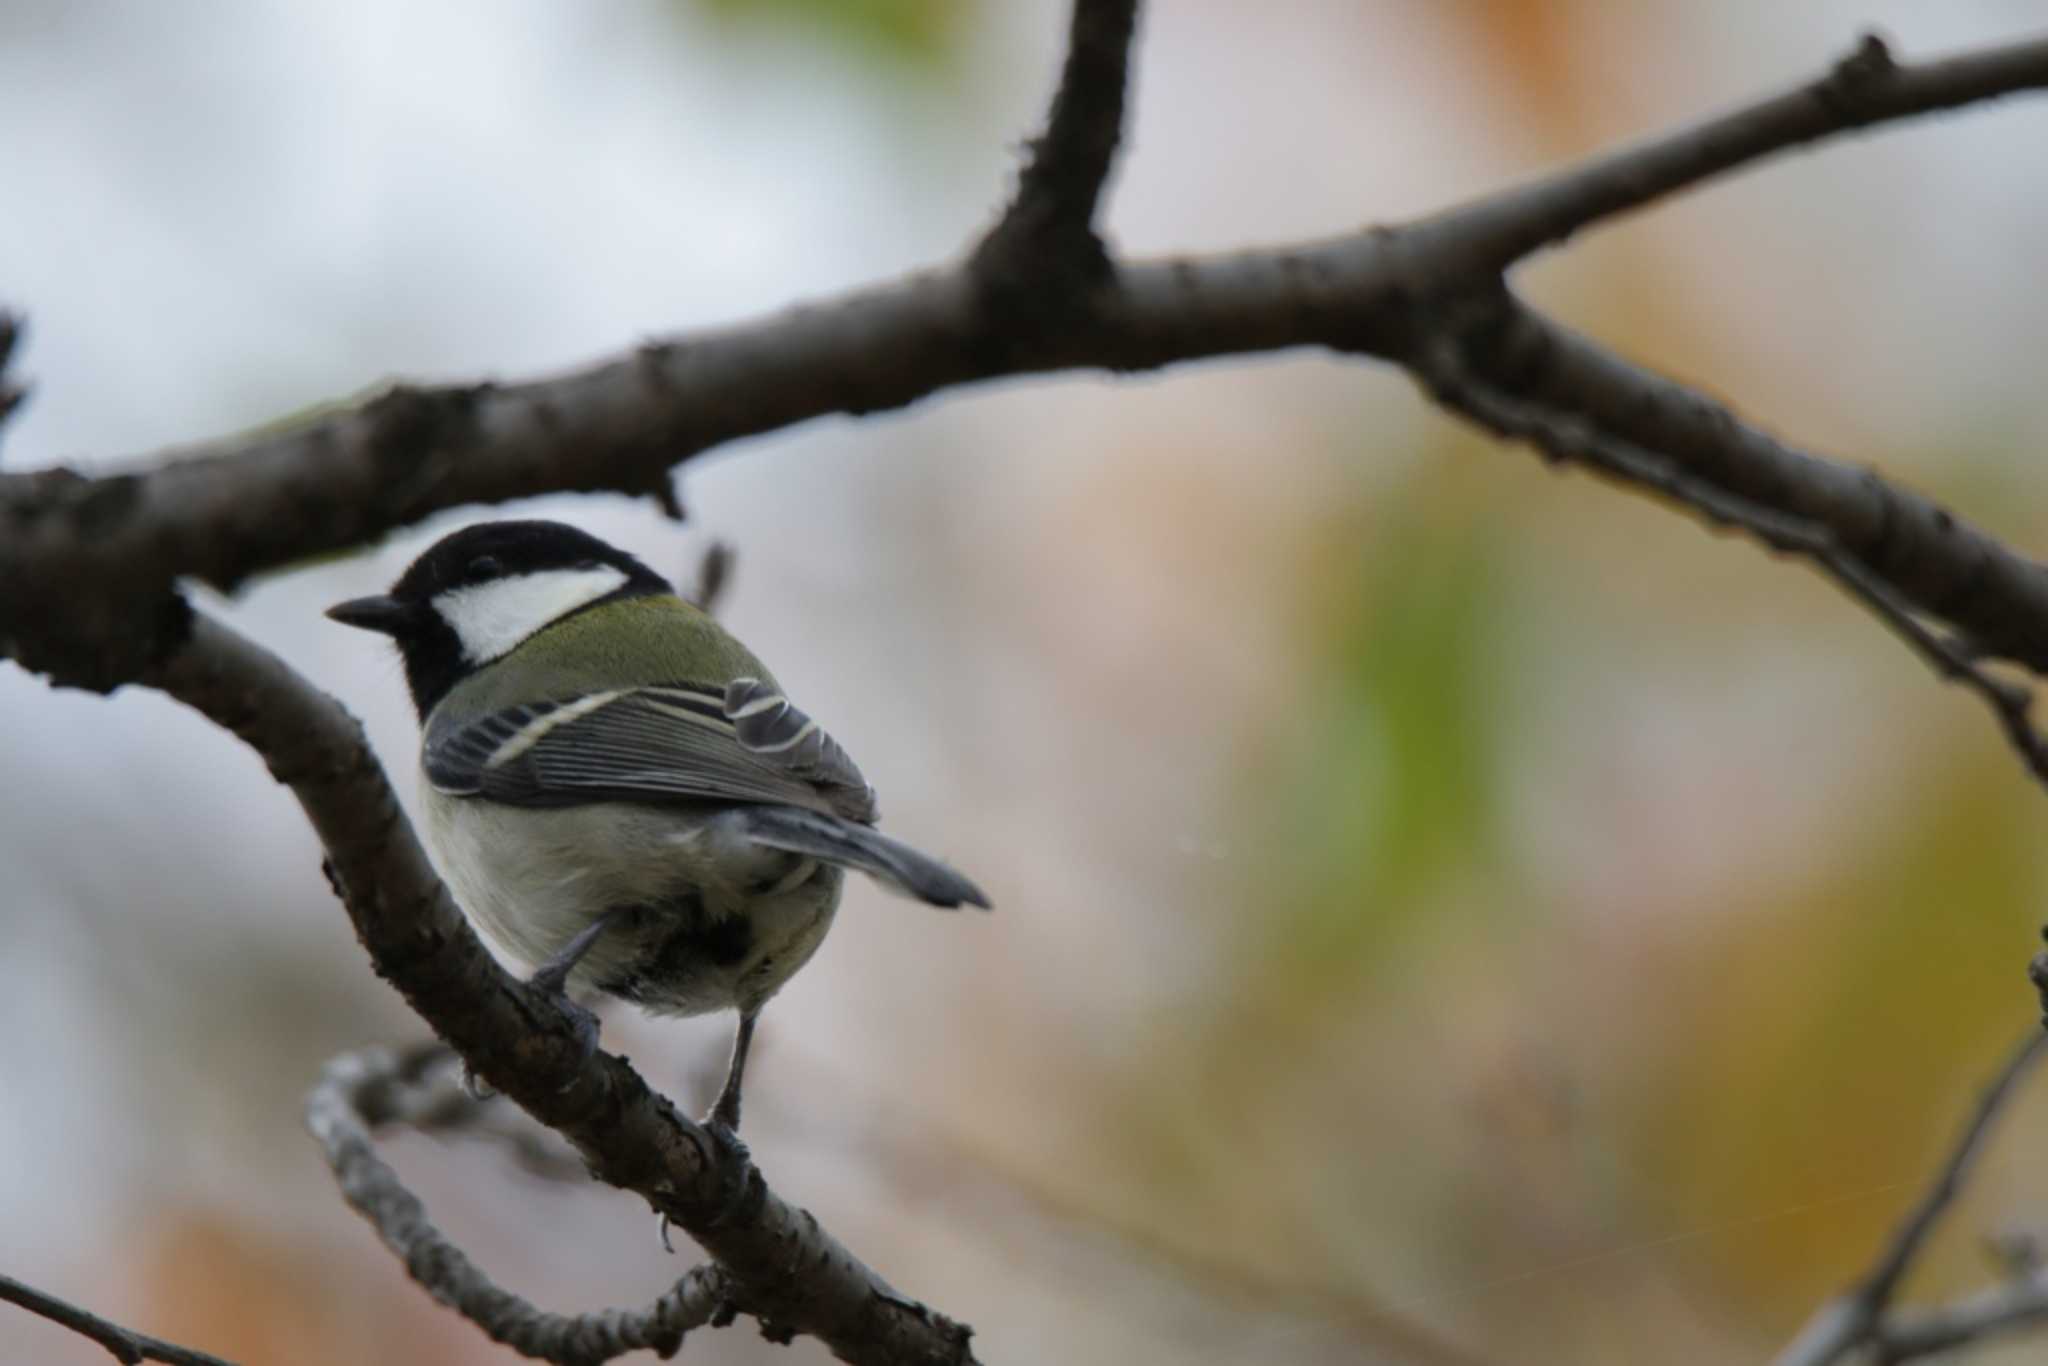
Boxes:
[0,1275,238,1366]
[1773,1030,2048,1366]
[687,539,734,616]
[344,1041,591,1182]
[307,1045,731,1364]
[1415,323,2048,793]
[0,312,26,451]
[1877,1266,2048,1361]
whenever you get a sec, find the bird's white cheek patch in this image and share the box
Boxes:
[433,567,628,664]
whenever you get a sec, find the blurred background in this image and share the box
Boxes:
[6,1,2048,1362]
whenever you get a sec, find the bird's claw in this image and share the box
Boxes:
[524,965,603,1090]
[652,1120,752,1250]
[689,1116,757,1228]
[702,1114,750,1168]
[461,1064,497,1101]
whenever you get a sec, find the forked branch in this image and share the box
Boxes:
[1773,1031,2048,1366]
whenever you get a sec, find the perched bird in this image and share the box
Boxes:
[327,519,989,1132]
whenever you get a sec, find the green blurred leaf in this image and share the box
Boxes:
[1264,479,1508,989]
[688,0,969,70]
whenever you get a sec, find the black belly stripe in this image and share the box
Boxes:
[595,887,753,1002]
[653,910,753,972]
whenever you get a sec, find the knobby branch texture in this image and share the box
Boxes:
[11,4,2048,1365]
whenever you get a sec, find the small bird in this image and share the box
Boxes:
[327,519,989,1132]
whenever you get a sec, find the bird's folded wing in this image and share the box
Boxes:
[424,680,878,823]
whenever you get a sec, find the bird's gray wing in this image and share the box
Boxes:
[424,679,878,822]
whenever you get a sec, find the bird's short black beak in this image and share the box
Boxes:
[326,595,418,635]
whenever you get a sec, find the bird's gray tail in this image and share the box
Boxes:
[741,806,991,910]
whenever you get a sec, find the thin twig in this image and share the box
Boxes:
[1423,31,2048,269]
[307,1046,730,1365]
[335,1039,588,1181]
[0,1274,238,1366]
[1417,339,2048,794]
[1855,1039,2048,1311]
[688,540,734,616]
[1770,1030,2048,1366]
[1876,1265,2048,1360]
[0,311,26,451]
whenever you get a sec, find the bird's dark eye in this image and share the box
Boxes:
[466,555,504,580]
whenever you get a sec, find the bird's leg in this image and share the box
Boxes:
[527,908,625,1063]
[707,1010,758,1137]
[671,1009,757,1239]
[652,1013,761,1252]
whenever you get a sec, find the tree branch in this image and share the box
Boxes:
[1772,1029,2048,1366]
[0,311,26,451]
[686,539,734,616]
[970,0,1140,292]
[1418,31,2048,269]
[1876,1267,2048,1361]
[1414,315,2048,793]
[0,1274,238,1366]
[139,610,977,1366]
[331,1040,591,1182]
[1439,295,2048,673]
[307,1043,730,1364]
[10,32,2048,690]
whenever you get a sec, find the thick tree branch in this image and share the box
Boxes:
[970,0,1139,291]
[0,1275,237,1366]
[1773,1029,2048,1366]
[307,1043,730,1364]
[139,610,977,1366]
[9,32,2048,692]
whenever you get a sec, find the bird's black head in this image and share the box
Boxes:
[327,520,671,718]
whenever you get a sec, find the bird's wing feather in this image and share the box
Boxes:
[424,681,878,822]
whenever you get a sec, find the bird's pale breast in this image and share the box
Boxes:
[419,779,841,1016]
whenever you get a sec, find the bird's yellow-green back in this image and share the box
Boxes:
[437,594,777,720]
